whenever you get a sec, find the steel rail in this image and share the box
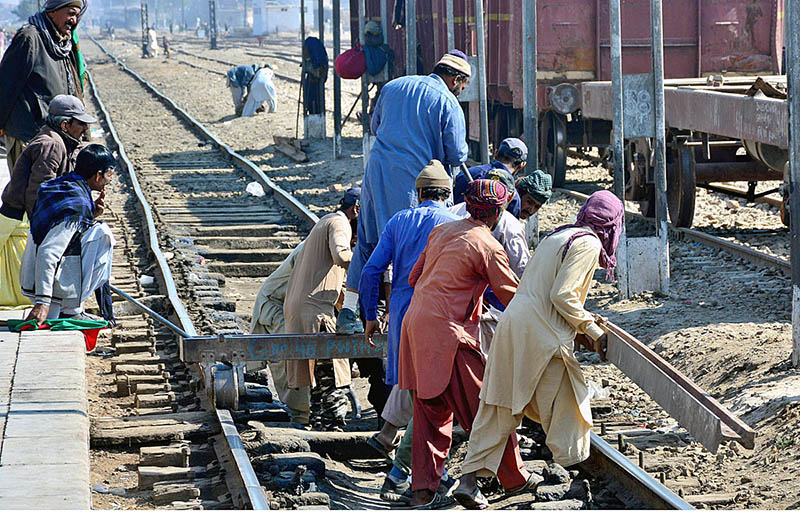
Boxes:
[583,432,692,509]
[91,35,318,227]
[86,43,270,510]
[557,187,791,276]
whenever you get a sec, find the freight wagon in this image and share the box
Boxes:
[350,0,786,227]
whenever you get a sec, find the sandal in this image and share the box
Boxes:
[504,472,543,497]
[365,435,397,461]
[452,487,489,510]
[416,492,456,510]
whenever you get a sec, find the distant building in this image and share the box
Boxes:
[253,0,309,36]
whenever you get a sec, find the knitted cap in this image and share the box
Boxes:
[436,53,471,77]
[516,169,553,204]
[415,160,452,190]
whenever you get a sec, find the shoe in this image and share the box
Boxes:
[504,472,543,497]
[366,435,398,462]
[416,492,455,510]
[336,308,363,334]
[380,477,411,505]
[453,486,489,510]
[438,474,459,497]
[59,311,102,321]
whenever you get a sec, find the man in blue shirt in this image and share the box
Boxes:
[359,160,460,504]
[337,52,472,334]
[453,138,529,218]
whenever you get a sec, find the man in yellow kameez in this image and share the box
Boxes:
[453,190,624,509]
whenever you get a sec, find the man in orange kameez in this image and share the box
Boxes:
[398,180,535,508]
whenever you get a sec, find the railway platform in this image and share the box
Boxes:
[0,309,91,509]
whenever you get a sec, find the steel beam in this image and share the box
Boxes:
[522,0,538,169]
[604,322,755,452]
[332,0,341,158]
[180,333,388,363]
[609,0,628,299]
[474,0,490,163]
[790,0,800,367]
[651,0,670,294]
[406,0,416,75]
[446,0,454,50]
[582,84,789,149]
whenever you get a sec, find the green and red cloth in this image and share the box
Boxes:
[7,318,110,351]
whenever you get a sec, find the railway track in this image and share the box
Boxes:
[81,34,699,509]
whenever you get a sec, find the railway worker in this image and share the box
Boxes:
[358,160,460,502]
[337,51,471,335]
[0,94,94,307]
[226,64,258,116]
[454,138,528,218]
[20,144,115,323]
[398,179,533,509]
[284,188,360,431]
[241,64,278,117]
[249,241,311,425]
[145,26,160,58]
[453,190,622,509]
[0,0,88,173]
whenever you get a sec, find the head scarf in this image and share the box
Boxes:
[547,190,624,280]
[464,179,508,223]
[516,170,553,204]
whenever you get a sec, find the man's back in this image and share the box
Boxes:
[0,25,78,142]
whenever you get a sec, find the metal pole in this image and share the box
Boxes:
[788,0,800,367]
[405,0,416,75]
[243,0,248,28]
[317,0,325,122]
[522,0,538,169]
[474,0,490,163]
[317,0,324,43]
[359,0,368,134]
[141,0,149,57]
[651,0,670,293]
[610,0,629,299]
[333,0,341,158]
[208,0,218,49]
[446,0,454,50]
[301,0,305,42]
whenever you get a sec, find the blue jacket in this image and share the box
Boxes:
[359,74,468,246]
[358,201,459,385]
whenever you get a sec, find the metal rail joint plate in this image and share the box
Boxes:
[604,321,755,452]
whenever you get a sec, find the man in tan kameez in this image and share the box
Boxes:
[454,190,624,509]
[284,188,360,431]
[250,241,310,425]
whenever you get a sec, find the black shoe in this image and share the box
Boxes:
[380,476,411,505]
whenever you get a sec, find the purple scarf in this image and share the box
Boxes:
[547,190,624,280]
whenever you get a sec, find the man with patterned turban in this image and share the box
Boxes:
[398,179,533,508]
[453,190,623,509]
[337,51,471,335]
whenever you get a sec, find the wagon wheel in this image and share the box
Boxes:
[540,111,567,187]
[666,144,697,228]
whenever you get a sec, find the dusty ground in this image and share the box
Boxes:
[80,29,800,509]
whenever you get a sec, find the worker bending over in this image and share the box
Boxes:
[454,190,622,509]
[284,188,360,431]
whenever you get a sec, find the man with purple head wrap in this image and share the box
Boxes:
[454,190,623,509]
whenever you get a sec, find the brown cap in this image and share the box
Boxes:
[435,53,472,77]
[415,160,452,190]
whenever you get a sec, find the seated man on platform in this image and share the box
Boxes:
[21,144,116,323]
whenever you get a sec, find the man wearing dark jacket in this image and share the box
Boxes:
[0,94,93,307]
[0,0,87,171]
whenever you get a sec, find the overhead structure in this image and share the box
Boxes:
[140,0,149,58]
[208,0,218,50]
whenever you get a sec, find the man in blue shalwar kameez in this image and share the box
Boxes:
[338,52,471,334]
[359,160,460,504]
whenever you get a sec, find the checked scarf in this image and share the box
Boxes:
[31,172,95,246]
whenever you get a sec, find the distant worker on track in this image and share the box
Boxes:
[284,188,360,431]
[145,26,159,58]
[226,64,258,116]
[20,144,116,323]
[453,190,622,509]
[0,95,95,307]
[249,242,311,425]
[0,0,88,172]
[337,50,471,335]
[241,64,278,117]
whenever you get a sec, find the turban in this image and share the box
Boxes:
[465,179,508,222]
[547,190,624,279]
[516,170,553,204]
[436,53,471,77]
[415,160,451,190]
